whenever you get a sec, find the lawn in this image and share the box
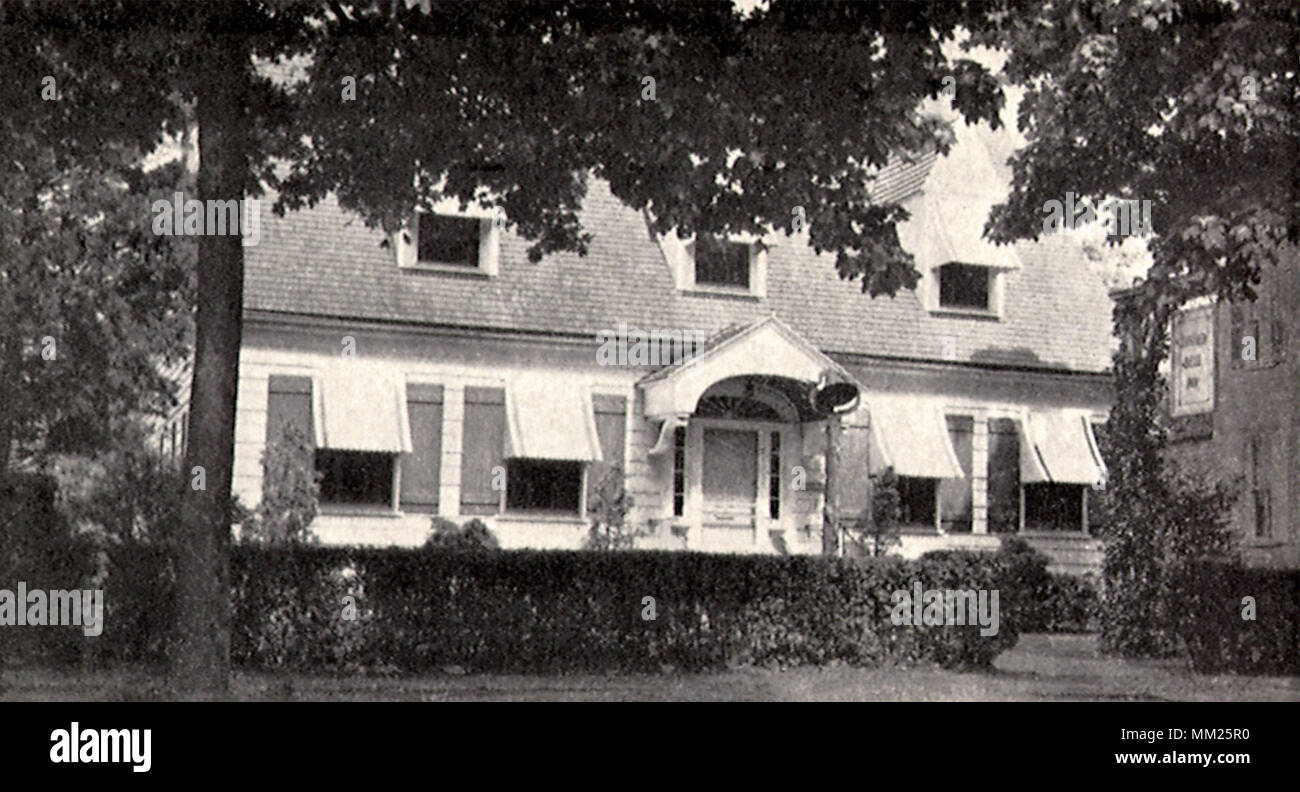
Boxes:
[3,634,1297,701]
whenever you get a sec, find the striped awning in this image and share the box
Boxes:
[1021,410,1107,487]
[506,375,602,462]
[317,370,413,453]
[865,395,965,480]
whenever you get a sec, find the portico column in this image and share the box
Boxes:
[823,416,841,556]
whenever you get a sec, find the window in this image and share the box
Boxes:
[898,477,937,528]
[506,459,583,513]
[937,263,991,311]
[672,426,686,517]
[1231,298,1287,370]
[768,432,781,519]
[417,213,481,267]
[1247,437,1271,539]
[316,450,394,507]
[1024,483,1083,531]
[693,235,750,289]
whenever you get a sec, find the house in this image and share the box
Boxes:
[1163,259,1299,568]
[224,120,1115,574]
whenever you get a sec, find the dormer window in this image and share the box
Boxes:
[692,235,751,289]
[394,206,500,276]
[937,263,991,312]
[643,209,768,298]
[418,213,480,267]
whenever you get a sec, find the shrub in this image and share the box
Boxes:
[583,465,641,550]
[924,538,1099,634]
[1168,562,1300,674]
[0,472,98,668]
[844,467,902,558]
[1038,573,1101,633]
[241,423,320,545]
[423,517,499,552]
[228,546,1023,674]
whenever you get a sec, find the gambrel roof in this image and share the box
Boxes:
[245,142,1115,373]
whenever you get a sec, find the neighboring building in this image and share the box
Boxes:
[224,121,1115,574]
[1164,259,1299,568]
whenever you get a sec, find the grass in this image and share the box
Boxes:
[3,634,1298,701]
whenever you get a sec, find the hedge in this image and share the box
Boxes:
[0,473,98,668]
[1169,562,1300,674]
[230,546,1024,673]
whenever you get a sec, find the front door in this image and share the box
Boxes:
[701,428,759,545]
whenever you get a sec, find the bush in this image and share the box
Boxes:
[241,423,320,545]
[926,538,1100,634]
[1038,574,1101,633]
[583,465,640,550]
[0,472,98,668]
[1168,562,1300,674]
[423,517,499,552]
[228,546,1023,674]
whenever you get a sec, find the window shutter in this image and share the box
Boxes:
[460,386,505,514]
[837,423,873,526]
[587,395,627,511]
[266,375,314,449]
[1270,304,1286,364]
[986,418,1021,533]
[401,384,443,511]
[939,416,974,532]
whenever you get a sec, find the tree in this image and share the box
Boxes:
[6,0,1018,695]
[968,0,1296,656]
[240,423,321,545]
[972,0,1297,311]
[845,467,903,558]
[0,145,193,479]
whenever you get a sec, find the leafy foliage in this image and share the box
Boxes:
[0,472,98,668]
[227,546,1022,674]
[424,517,500,552]
[844,466,903,558]
[0,147,193,472]
[241,424,321,546]
[584,465,640,551]
[966,0,1291,657]
[973,0,1297,311]
[1167,561,1300,674]
[1083,293,1240,657]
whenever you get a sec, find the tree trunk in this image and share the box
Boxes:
[0,335,17,486]
[169,36,251,698]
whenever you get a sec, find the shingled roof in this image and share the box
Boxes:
[245,145,1115,374]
